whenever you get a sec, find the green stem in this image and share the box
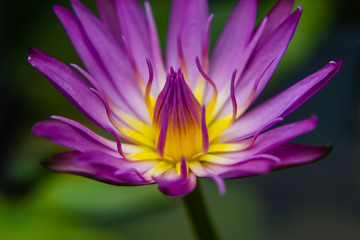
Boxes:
[182,182,220,240]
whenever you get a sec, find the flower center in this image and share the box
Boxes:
[153,68,203,162]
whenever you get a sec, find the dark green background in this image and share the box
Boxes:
[1,0,359,239]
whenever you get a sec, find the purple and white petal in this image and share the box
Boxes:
[214,8,302,119]
[114,0,153,82]
[224,7,301,117]
[210,17,268,118]
[204,142,330,179]
[210,0,257,88]
[53,5,136,116]
[166,0,209,88]
[190,162,226,194]
[144,1,166,94]
[221,60,342,142]
[255,0,295,50]
[218,116,318,160]
[71,0,150,123]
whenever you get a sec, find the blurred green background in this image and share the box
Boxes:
[1,0,360,239]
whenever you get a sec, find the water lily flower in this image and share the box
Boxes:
[29,0,341,197]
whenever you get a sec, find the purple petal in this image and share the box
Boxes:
[212,175,226,195]
[219,116,318,161]
[210,0,257,86]
[266,142,332,168]
[32,118,119,156]
[235,7,302,108]
[208,17,268,115]
[70,0,150,123]
[206,142,331,179]
[43,151,155,185]
[205,159,274,178]
[144,1,166,93]
[221,60,341,142]
[215,52,275,120]
[157,170,197,197]
[114,0,153,82]
[166,0,209,88]
[156,99,169,157]
[53,5,136,117]
[201,14,214,64]
[204,142,329,178]
[27,48,112,130]
[189,163,226,194]
[180,157,188,179]
[201,105,209,153]
[95,0,123,43]
[255,0,295,50]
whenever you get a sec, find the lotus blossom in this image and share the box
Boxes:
[29,0,341,197]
